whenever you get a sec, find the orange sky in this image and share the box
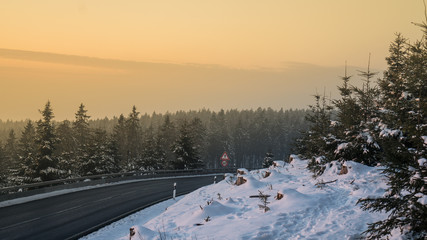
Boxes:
[0,1,424,120]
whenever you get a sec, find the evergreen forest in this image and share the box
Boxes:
[0,106,308,186]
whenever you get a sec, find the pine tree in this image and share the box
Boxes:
[354,54,379,123]
[4,129,19,184]
[141,125,161,170]
[377,33,408,128]
[72,104,92,176]
[0,143,8,186]
[262,151,274,168]
[35,101,61,181]
[112,114,127,170]
[73,103,91,145]
[17,121,38,184]
[189,117,206,167]
[358,26,427,239]
[105,132,121,173]
[172,119,203,169]
[56,120,77,177]
[296,93,334,176]
[206,111,230,168]
[81,129,119,175]
[125,106,143,170]
[246,108,273,168]
[334,64,361,130]
[347,56,382,166]
[231,117,250,168]
[331,65,361,163]
[157,115,177,169]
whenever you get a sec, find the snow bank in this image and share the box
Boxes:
[83,158,392,240]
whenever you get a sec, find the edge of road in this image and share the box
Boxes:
[0,174,224,208]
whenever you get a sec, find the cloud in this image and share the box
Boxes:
[0,48,380,120]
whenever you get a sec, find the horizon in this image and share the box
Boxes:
[0,102,308,122]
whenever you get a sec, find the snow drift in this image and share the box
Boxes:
[83,156,401,240]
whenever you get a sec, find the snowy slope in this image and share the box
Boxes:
[83,156,396,240]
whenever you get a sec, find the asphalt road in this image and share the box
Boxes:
[0,175,221,240]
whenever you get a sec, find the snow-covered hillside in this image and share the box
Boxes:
[83,156,400,240]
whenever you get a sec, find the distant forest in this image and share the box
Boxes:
[0,106,308,186]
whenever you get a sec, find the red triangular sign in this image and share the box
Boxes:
[221,152,230,161]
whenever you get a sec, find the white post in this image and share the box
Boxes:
[173,182,176,200]
[214,176,217,184]
[129,227,135,240]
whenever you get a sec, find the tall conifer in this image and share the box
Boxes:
[35,101,60,181]
[358,26,427,239]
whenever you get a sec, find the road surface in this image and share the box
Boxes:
[0,175,221,240]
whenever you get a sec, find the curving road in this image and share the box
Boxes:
[0,175,221,240]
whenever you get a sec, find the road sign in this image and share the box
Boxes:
[220,152,230,167]
[220,152,230,161]
[221,159,229,167]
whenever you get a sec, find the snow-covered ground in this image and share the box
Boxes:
[81,155,401,240]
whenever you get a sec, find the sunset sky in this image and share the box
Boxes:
[0,1,424,120]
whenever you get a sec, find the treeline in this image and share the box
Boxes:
[0,105,308,187]
[296,25,426,239]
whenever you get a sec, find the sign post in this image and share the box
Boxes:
[220,152,230,167]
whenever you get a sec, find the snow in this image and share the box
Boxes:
[416,194,427,205]
[80,197,184,240]
[330,120,339,127]
[400,91,409,100]
[272,160,285,167]
[237,168,249,175]
[315,156,325,164]
[335,142,349,154]
[378,122,401,138]
[418,158,427,167]
[82,156,396,240]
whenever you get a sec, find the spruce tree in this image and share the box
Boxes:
[262,151,274,168]
[56,120,77,177]
[35,101,61,181]
[17,121,38,183]
[358,27,427,239]
[296,93,334,176]
[125,106,142,170]
[377,33,408,128]
[157,115,177,169]
[141,125,161,170]
[81,129,119,175]
[5,129,19,184]
[354,55,379,123]
[73,104,92,176]
[73,103,91,145]
[189,117,207,167]
[172,119,203,169]
[112,114,127,170]
[206,111,230,168]
[334,64,361,130]
[0,143,8,186]
[231,117,250,168]
[250,108,274,163]
[348,56,382,166]
[331,65,362,163]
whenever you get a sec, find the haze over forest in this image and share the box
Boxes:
[0,1,423,120]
